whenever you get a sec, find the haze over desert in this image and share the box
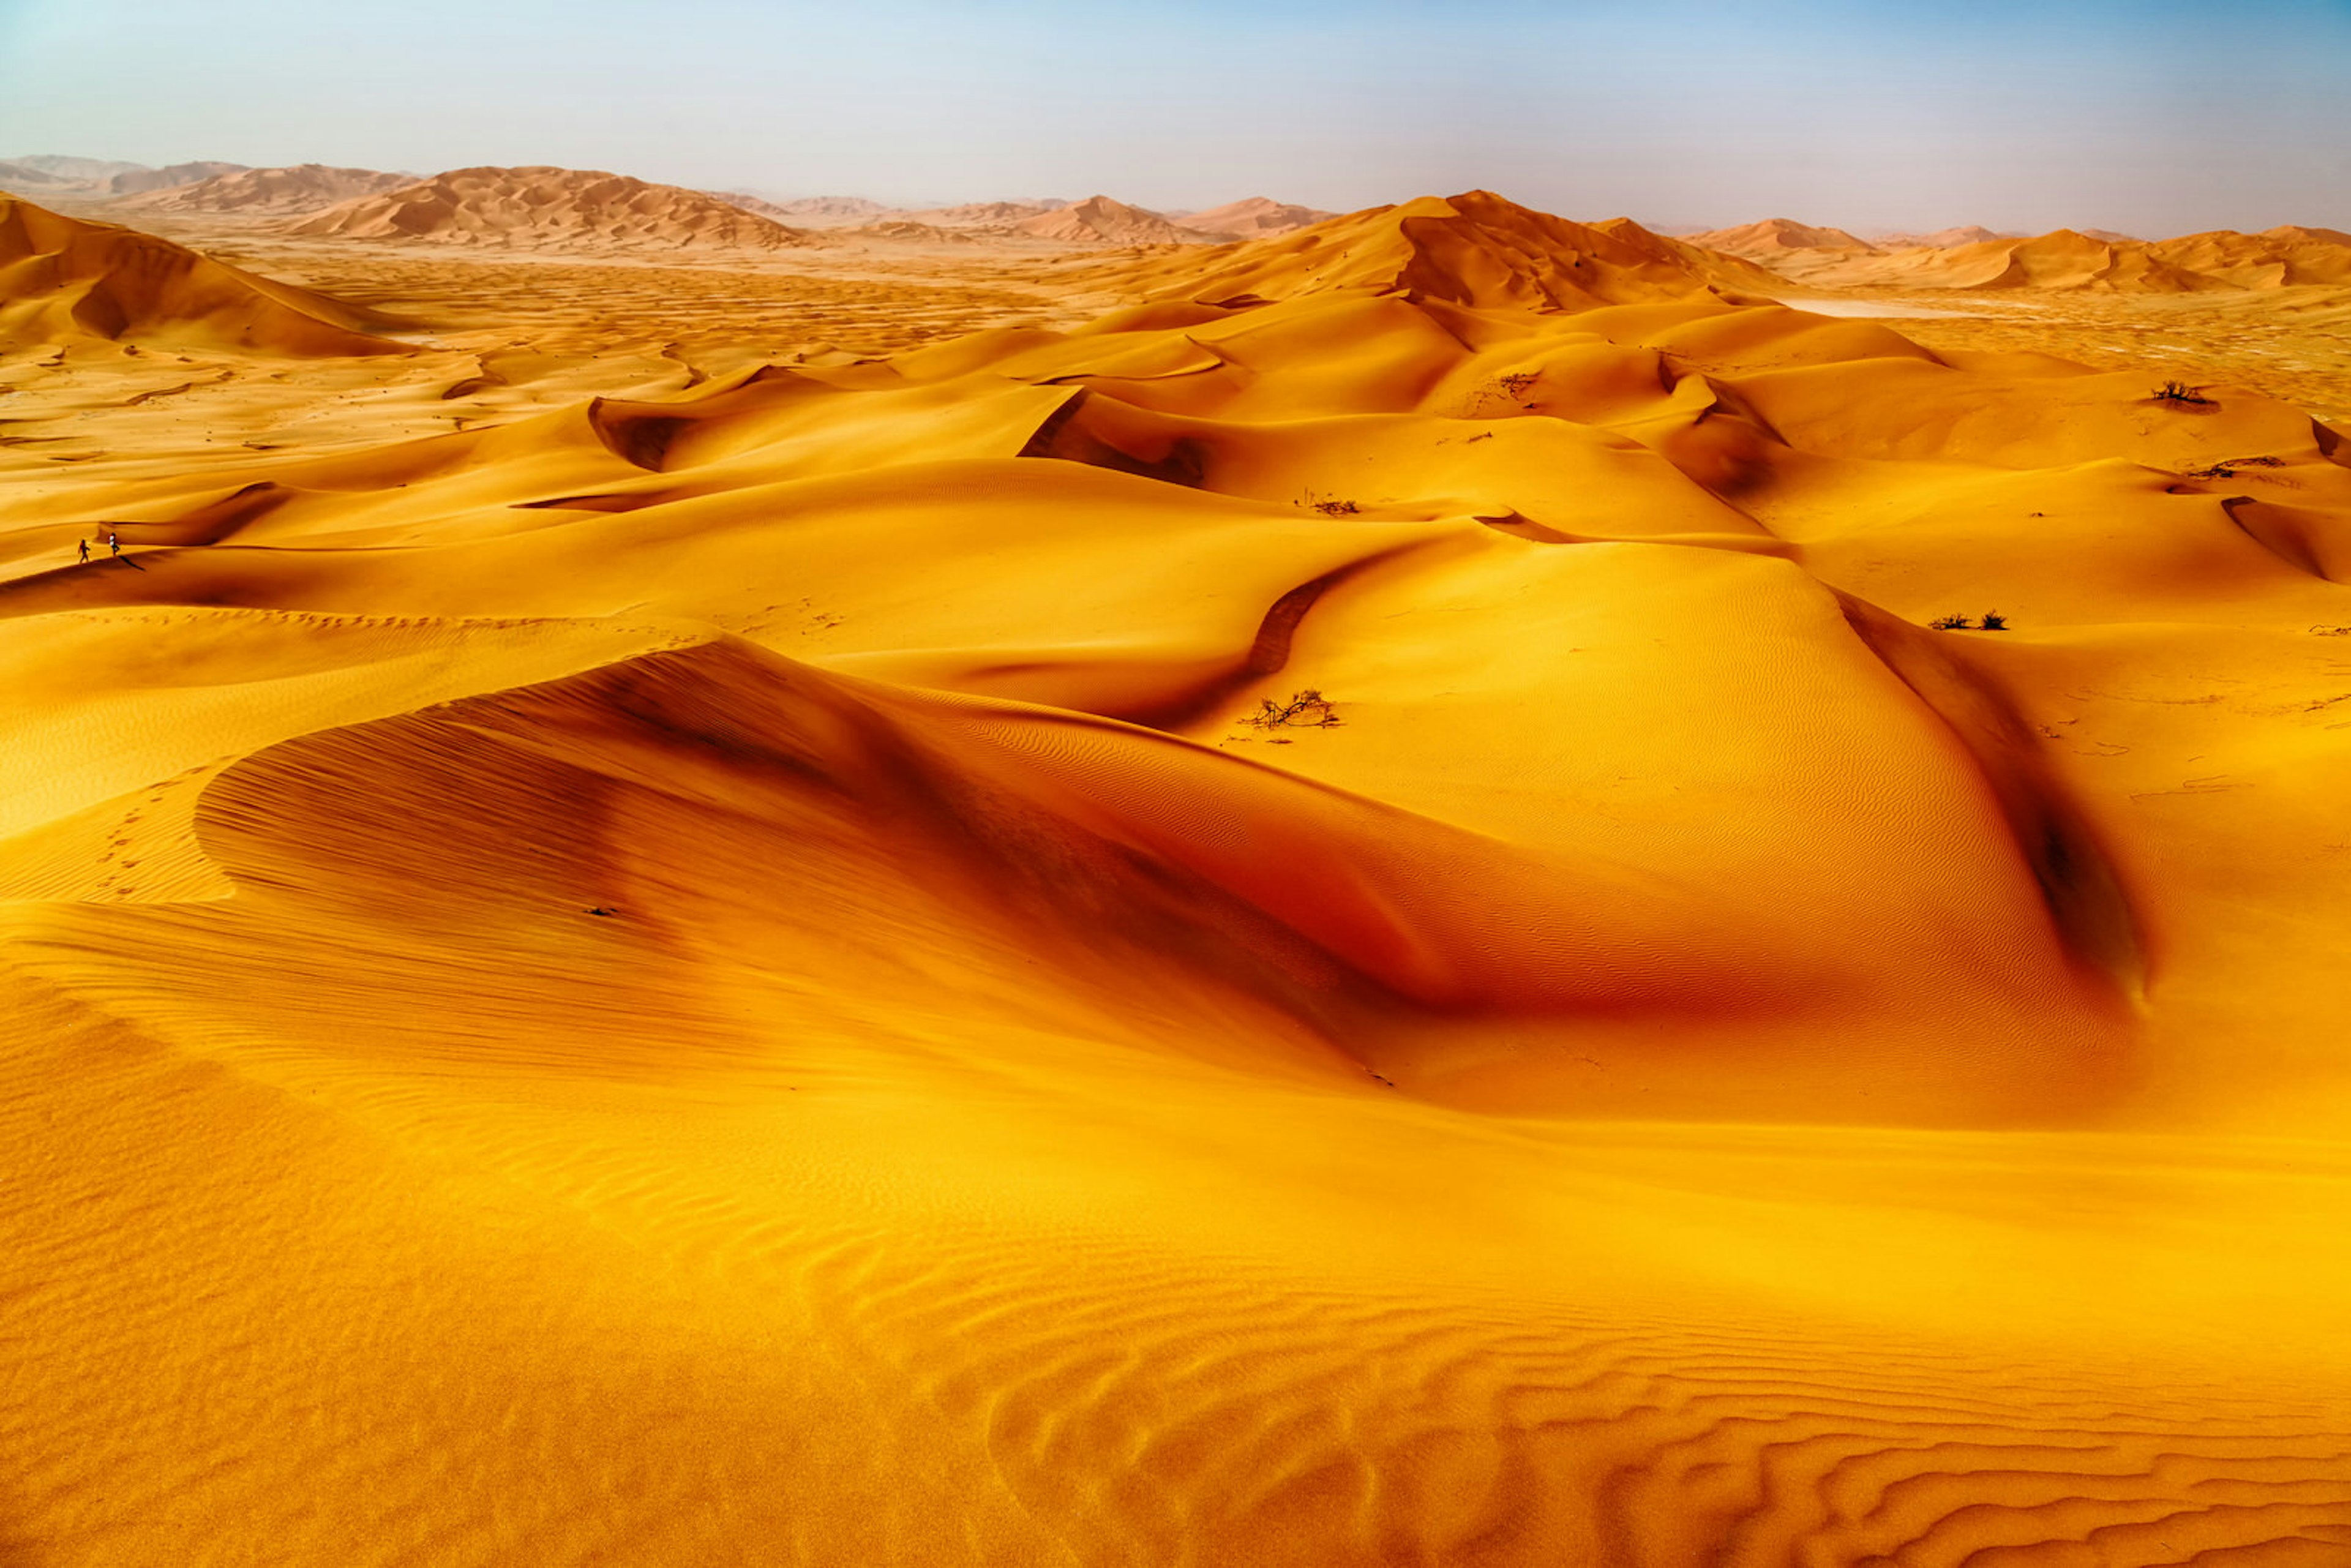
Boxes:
[4,2,2351,1564]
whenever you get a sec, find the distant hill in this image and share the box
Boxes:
[108,161,250,195]
[1013,195,1213,246]
[1687,217,1880,255]
[726,195,893,228]
[4,154,150,186]
[287,166,820,252]
[1116,190,1782,310]
[119,164,414,216]
[1176,198,1333,238]
[0,159,83,192]
[907,198,1069,229]
[1869,226,2012,249]
[1730,225,2351,292]
[2144,225,2351,288]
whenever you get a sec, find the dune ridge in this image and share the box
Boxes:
[118,163,414,216]
[288,165,821,252]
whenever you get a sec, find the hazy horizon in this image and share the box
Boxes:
[3,0,2347,237]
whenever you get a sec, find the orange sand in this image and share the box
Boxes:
[4,188,2351,1565]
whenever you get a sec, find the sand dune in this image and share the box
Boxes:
[1689,216,1881,253]
[105,159,250,195]
[839,218,981,244]
[0,159,82,192]
[1,155,247,198]
[288,165,820,252]
[2147,223,2351,287]
[1730,222,2351,292]
[911,197,1070,227]
[1870,223,2012,248]
[1112,190,1785,309]
[714,191,880,227]
[3,153,151,187]
[1177,197,1336,237]
[1013,194,1215,245]
[1865,228,2229,290]
[119,163,414,216]
[0,193,408,353]
[6,192,2351,1564]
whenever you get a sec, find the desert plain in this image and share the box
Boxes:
[3,165,2351,1565]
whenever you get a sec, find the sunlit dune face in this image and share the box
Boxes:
[6,189,2351,1566]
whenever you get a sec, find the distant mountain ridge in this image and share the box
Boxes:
[1690,217,2351,291]
[109,161,250,195]
[1867,226,2014,249]
[120,165,415,216]
[1013,195,1214,245]
[1170,197,1334,238]
[286,166,819,252]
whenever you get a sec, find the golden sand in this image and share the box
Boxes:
[4,189,2350,1564]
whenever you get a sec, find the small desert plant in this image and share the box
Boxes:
[1311,498,1360,516]
[1243,689,1341,730]
[2188,454,2282,478]
[1979,611,2009,631]
[1929,613,1973,630]
[2153,380,2213,405]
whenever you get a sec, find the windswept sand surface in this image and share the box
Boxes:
[5,191,2351,1566]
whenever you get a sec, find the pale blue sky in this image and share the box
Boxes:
[2,0,2345,234]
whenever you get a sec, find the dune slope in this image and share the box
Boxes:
[0,194,409,353]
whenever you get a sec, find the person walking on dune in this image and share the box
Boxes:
[77,538,89,565]
[107,531,119,558]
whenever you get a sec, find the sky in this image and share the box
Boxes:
[2,0,2347,235]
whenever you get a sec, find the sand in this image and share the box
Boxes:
[4,185,2351,1566]
[1687,217,1883,255]
[1171,198,1336,238]
[287,166,820,253]
[117,163,416,217]
[1012,196,1215,246]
